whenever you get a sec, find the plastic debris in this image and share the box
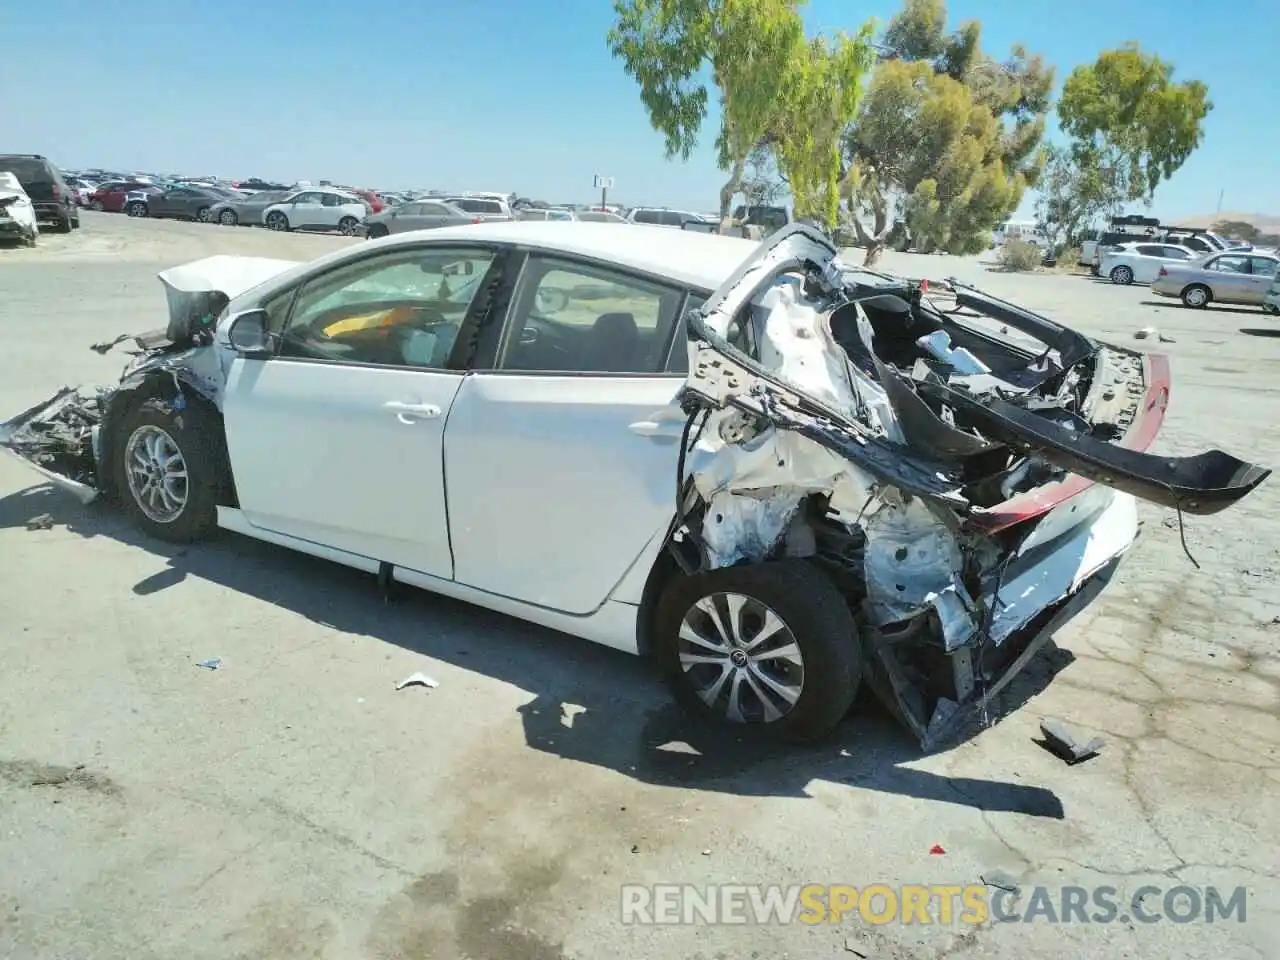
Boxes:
[929,844,946,855]
[1037,719,1105,764]
[395,672,439,691]
[1134,326,1157,340]
[195,658,222,670]
[981,870,1021,894]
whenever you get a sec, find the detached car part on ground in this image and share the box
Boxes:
[0,225,1269,749]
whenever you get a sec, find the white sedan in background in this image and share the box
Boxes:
[1099,241,1198,285]
[1095,240,1192,285]
[0,224,1268,747]
[262,188,368,235]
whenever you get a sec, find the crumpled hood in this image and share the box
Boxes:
[156,255,301,343]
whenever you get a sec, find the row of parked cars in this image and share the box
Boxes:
[0,154,83,243]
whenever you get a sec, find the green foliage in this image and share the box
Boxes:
[1034,144,1124,249]
[1212,220,1260,243]
[771,26,877,226]
[607,0,803,167]
[846,0,1054,259]
[1058,43,1212,202]
[997,239,1043,271]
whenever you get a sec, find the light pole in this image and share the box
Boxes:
[593,173,615,211]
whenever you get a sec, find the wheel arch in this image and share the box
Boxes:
[100,372,236,507]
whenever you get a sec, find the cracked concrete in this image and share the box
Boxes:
[0,215,1276,959]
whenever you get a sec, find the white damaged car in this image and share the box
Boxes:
[0,223,1269,746]
[0,171,39,246]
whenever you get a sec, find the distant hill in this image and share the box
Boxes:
[1171,211,1280,234]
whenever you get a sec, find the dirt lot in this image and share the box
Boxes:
[1,213,1277,960]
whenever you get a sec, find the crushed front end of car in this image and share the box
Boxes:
[0,256,300,504]
[666,224,1269,748]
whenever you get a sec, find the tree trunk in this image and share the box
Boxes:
[718,157,746,235]
[847,178,895,267]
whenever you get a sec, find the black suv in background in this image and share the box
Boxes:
[0,155,79,232]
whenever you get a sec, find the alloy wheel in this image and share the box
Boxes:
[124,425,189,524]
[677,592,805,723]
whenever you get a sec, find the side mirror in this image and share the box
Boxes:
[227,309,272,358]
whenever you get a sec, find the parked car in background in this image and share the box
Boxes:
[207,190,290,227]
[516,207,576,222]
[0,154,78,232]
[1151,250,1280,308]
[363,199,479,237]
[262,188,368,235]
[89,180,158,213]
[121,185,168,217]
[68,178,98,206]
[0,172,39,245]
[1264,272,1280,315]
[734,204,791,233]
[125,185,243,222]
[342,187,384,214]
[626,207,709,228]
[232,178,290,193]
[576,209,628,224]
[443,196,514,222]
[1098,242,1197,285]
[992,219,1048,249]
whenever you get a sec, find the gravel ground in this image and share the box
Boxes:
[1,213,1277,960]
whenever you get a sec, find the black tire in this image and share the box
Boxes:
[1090,264,1101,277]
[653,559,861,743]
[114,398,223,543]
[195,206,211,223]
[367,223,389,239]
[71,216,81,229]
[266,211,289,231]
[52,215,73,233]
[1181,284,1211,309]
[1110,265,1134,285]
[338,216,360,236]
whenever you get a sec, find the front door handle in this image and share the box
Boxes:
[629,419,685,439]
[384,400,442,423]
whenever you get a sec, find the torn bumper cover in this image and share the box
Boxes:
[671,223,1269,748]
[0,255,300,504]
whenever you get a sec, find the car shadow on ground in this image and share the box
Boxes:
[1239,327,1280,337]
[1,483,1067,818]
[1138,299,1265,316]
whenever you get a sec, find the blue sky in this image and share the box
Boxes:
[10,0,1276,222]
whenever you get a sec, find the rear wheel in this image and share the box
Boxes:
[115,398,222,543]
[195,206,212,223]
[1110,264,1134,285]
[265,211,289,231]
[653,559,861,743]
[89,200,104,211]
[127,201,148,218]
[52,215,73,233]
[1181,284,1211,308]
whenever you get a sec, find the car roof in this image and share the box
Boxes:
[389,220,757,289]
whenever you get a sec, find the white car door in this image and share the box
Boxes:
[287,190,326,229]
[444,253,697,614]
[222,244,503,578]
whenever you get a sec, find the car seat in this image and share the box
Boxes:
[579,312,639,372]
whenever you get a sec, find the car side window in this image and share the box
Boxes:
[1208,255,1250,273]
[291,192,320,204]
[1162,246,1191,259]
[1250,257,1278,277]
[1135,244,1164,257]
[277,248,496,369]
[633,209,658,224]
[498,257,683,374]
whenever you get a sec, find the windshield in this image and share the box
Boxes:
[0,157,48,182]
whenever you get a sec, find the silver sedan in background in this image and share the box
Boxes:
[207,190,291,227]
[362,198,478,238]
[1151,250,1280,308]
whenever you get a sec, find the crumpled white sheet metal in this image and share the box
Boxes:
[157,255,301,302]
[0,173,39,238]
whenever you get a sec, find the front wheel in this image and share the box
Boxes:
[265,211,289,231]
[653,560,862,743]
[90,200,104,211]
[115,398,222,543]
[218,209,238,226]
[338,216,360,236]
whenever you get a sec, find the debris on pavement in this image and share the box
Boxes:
[395,672,439,691]
[844,935,870,956]
[981,870,1021,894]
[929,844,946,855]
[25,513,54,531]
[194,657,222,670]
[1133,326,1176,343]
[1037,718,1105,764]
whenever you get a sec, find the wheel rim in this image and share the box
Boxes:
[130,203,145,217]
[197,207,210,222]
[1115,267,1131,283]
[340,219,357,235]
[220,210,236,225]
[677,592,805,723]
[267,214,285,230]
[91,201,103,211]
[1186,287,1207,306]
[124,425,188,523]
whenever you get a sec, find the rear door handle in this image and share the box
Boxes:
[384,400,442,423]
